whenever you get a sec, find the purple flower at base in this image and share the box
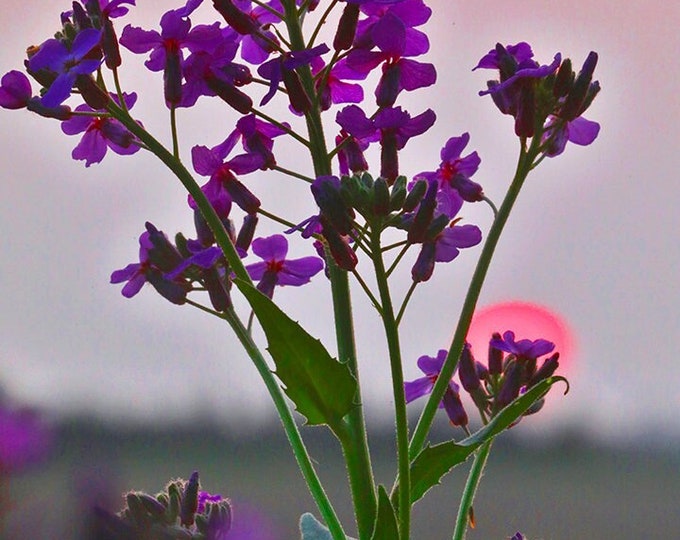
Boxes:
[404,349,468,427]
[510,533,526,540]
[541,114,600,157]
[60,92,140,167]
[245,235,324,298]
[27,28,103,107]
[0,405,52,473]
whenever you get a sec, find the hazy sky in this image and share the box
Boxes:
[1,1,678,443]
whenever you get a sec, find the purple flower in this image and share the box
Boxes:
[120,11,222,72]
[355,0,432,57]
[85,0,136,19]
[489,330,555,361]
[0,405,52,473]
[474,42,561,97]
[311,57,366,111]
[189,133,263,215]
[60,92,140,167]
[404,349,468,426]
[541,114,600,157]
[179,27,252,111]
[110,223,189,304]
[411,222,482,282]
[257,44,330,112]
[28,28,103,107]
[234,114,288,169]
[474,42,561,137]
[245,234,324,298]
[417,133,483,209]
[346,10,436,106]
[337,105,435,181]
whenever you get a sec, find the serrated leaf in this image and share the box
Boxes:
[235,279,357,428]
[407,376,568,504]
[370,486,399,540]
[299,513,357,540]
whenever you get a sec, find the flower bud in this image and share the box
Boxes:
[443,385,468,427]
[164,48,183,105]
[376,63,402,108]
[75,74,110,109]
[403,179,427,212]
[389,175,407,211]
[514,83,535,137]
[206,74,253,114]
[312,175,355,235]
[321,217,357,271]
[407,179,437,244]
[180,471,200,527]
[333,3,360,51]
[282,67,311,114]
[528,352,559,388]
[380,128,399,183]
[372,176,390,216]
[212,0,259,34]
[560,51,598,120]
[553,58,573,98]
[102,19,122,69]
[458,343,481,392]
[496,360,521,410]
[204,268,232,312]
[488,332,504,375]
[411,241,435,282]
[236,213,258,253]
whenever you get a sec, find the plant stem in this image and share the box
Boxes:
[105,100,347,538]
[281,3,377,536]
[369,226,410,539]
[223,308,347,540]
[409,139,540,459]
[452,440,493,540]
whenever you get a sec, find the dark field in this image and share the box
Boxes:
[4,419,679,539]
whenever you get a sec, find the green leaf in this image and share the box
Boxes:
[370,486,399,540]
[299,513,357,540]
[407,376,568,504]
[235,279,357,428]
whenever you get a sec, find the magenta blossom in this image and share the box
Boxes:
[245,235,324,298]
[404,349,468,427]
[417,132,484,212]
[60,92,140,167]
[0,405,52,473]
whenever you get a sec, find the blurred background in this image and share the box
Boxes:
[1,0,678,538]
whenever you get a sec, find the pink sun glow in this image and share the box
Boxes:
[467,301,576,374]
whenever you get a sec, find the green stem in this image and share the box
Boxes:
[223,308,347,540]
[409,139,541,459]
[105,100,346,537]
[369,226,410,540]
[451,440,493,540]
[281,3,377,536]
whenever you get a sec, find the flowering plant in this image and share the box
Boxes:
[0,0,601,538]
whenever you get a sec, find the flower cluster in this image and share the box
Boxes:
[405,331,560,427]
[0,403,52,473]
[92,471,232,539]
[475,42,600,154]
